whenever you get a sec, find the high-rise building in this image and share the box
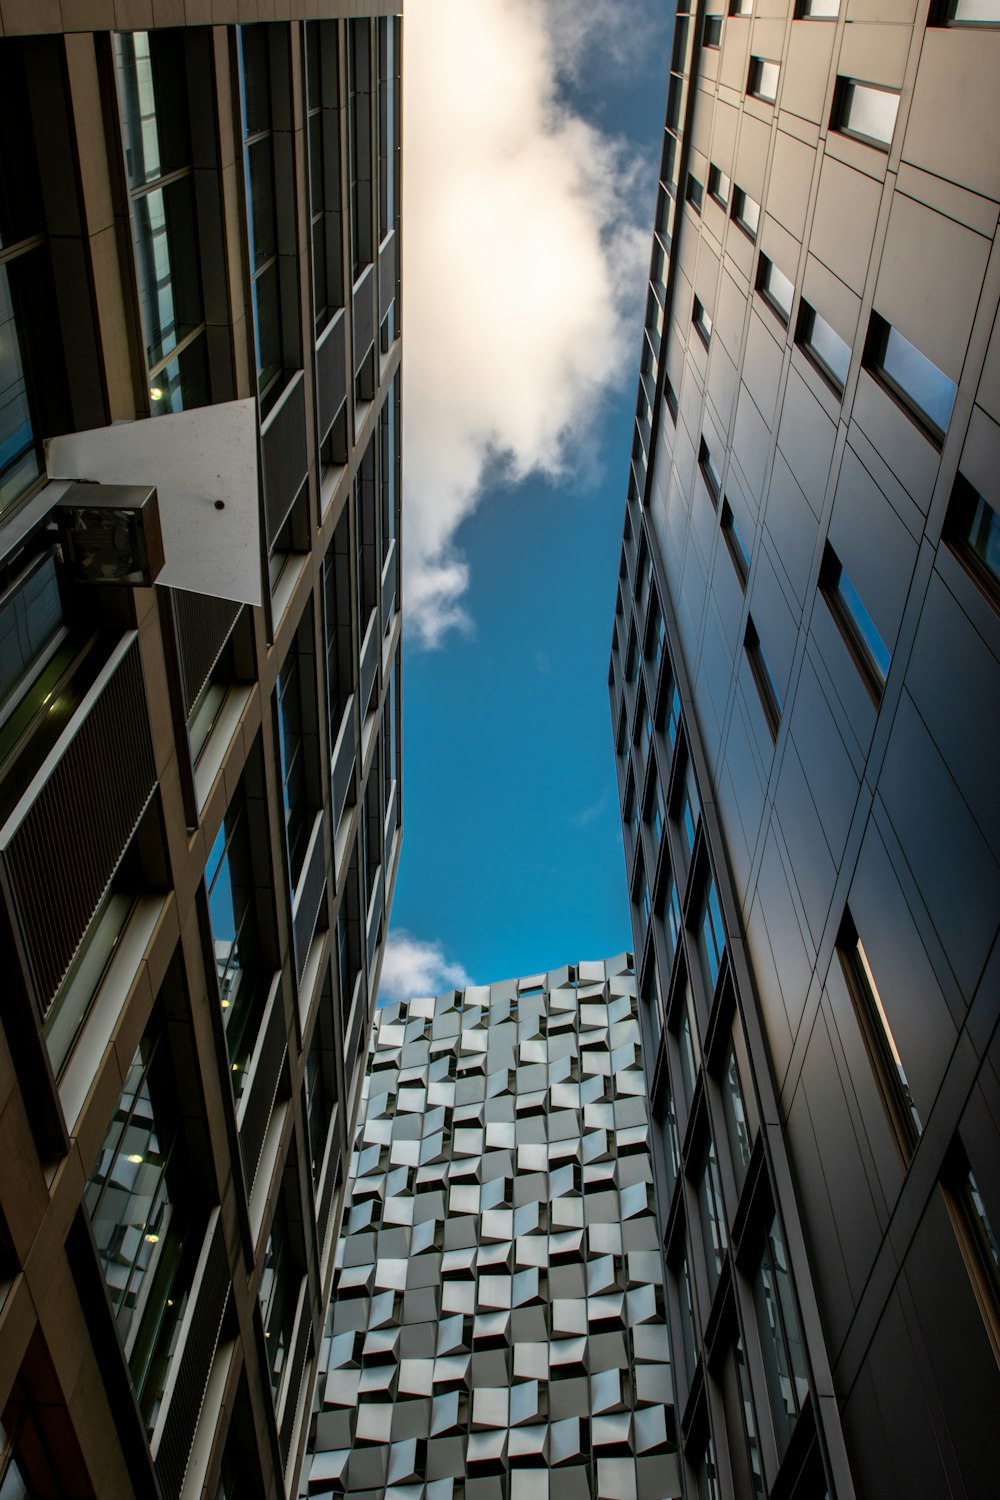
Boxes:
[611,3,1000,1497]
[0,8,401,1498]
[304,956,680,1500]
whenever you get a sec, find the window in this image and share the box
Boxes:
[675,755,700,864]
[276,614,321,896]
[305,21,344,336]
[751,1213,808,1449]
[324,505,354,763]
[665,374,680,423]
[708,164,731,208]
[797,0,839,14]
[114,30,212,414]
[659,1088,681,1201]
[699,438,722,505]
[665,680,682,749]
[305,985,337,1185]
[721,500,751,589]
[663,869,683,964]
[731,187,761,241]
[864,312,957,443]
[720,1031,753,1185]
[831,77,900,150]
[744,618,782,740]
[238,26,297,405]
[747,56,779,102]
[796,300,851,394]
[652,776,667,846]
[696,874,726,996]
[838,913,921,1157]
[944,474,1000,608]
[936,0,1000,20]
[259,1177,304,1400]
[678,994,700,1107]
[347,19,374,280]
[819,543,891,700]
[84,1009,203,1433]
[693,296,713,348]
[676,1252,698,1384]
[704,13,724,45]
[944,1144,1000,1360]
[625,628,640,685]
[730,0,752,13]
[686,174,705,214]
[697,1133,729,1286]
[725,1334,766,1499]
[205,777,272,1100]
[756,254,795,326]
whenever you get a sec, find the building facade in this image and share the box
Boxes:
[611,2,1000,1497]
[303,956,681,1500]
[0,7,401,1499]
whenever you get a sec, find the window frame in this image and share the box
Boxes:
[743,618,782,741]
[756,253,795,328]
[731,186,761,242]
[747,55,780,103]
[863,311,957,446]
[819,541,891,702]
[831,75,900,151]
[943,473,1000,612]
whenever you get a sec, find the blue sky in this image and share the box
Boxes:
[382,0,670,999]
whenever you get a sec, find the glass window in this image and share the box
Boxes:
[797,301,851,393]
[665,681,682,749]
[659,1088,681,1201]
[727,1333,766,1498]
[697,1133,729,1286]
[838,913,921,1154]
[695,1424,722,1500]
[820,543,892,699]
[697,875,726,996]
[687,174,705,214]
[377,17,400,247]
[832,77,900,149]
[347,20,373,279]
[721,500,750,588]
[708,164,731,207]
[699,438,722,504]
[205,788,268,1100]
[704,14,724,46]
[798,0,839,14]
[675,756,700,863]
[305,987,337,1185]
[114,30,211,415]
[84,1014,202,1433]
[324,505,354,752]
[721,1032,753,1185]
[305,21,343,335]
[677,1252,698,1383]
[731,187,761,240]
[747,56,780,102]
[277,651,310,895]
[730,0,753,11]
[238,26,293,404]
[752,1213,808,1449]
[678,996,700,1107]
[945,474,1000,606]
[664,872,683,962]
[757,254,795,326]
[693,296,713,347]
[938,0,1000,19]
[865,312,957,443]
[744,618,782,740]
[259,1178,303,1399]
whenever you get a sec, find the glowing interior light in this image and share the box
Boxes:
[149,386,164,401]
[127,1154,143,1164]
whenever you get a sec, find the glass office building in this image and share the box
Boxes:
[611,1,1000,1496]
[0,7,402,1497]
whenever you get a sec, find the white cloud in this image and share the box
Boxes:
[569,785,611,828]
[403,0,657,647]
[379,928,473,1003]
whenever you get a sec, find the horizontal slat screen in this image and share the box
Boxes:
[0,634,156,1019]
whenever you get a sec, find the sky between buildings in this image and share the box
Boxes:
[381,0,673,1001]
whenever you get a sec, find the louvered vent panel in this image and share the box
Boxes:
[171,590,241,717]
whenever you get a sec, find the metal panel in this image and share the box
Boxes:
[316,310,347,443]
[170,589,241,718]
[330,696,356,832]
[379,230,396,322]
[359,611,378,711]
[292,815,326,983]
[380,539,397,637]
[0,633,156,1018]
[261,371,308,544]
[152,1209,230,1500]
[353,264,375,374]
[237,974,287,1193]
